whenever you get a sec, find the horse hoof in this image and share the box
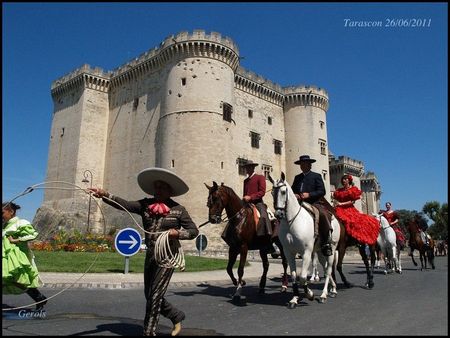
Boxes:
[432,266,435,270]
[319,297,327,304]
[368,283,374,289]
[287,302,297,309]
[384,271,388,275]
[314,277,320,282]
[241,280,246,286]
[329,292,337,298]
[281,286,288,293]
[306,293,314,301]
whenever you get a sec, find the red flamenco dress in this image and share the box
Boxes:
[382,211,406,249]
[333,186,380,245]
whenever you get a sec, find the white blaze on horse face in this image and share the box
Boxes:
[272,180,288,219]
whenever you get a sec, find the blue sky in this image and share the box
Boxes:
[2,3,448,222]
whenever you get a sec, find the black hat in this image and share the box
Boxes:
[137,167,189,197]
[294,155,316,164]
[242,160,259,167]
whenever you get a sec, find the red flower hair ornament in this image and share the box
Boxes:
[347,175,353,182]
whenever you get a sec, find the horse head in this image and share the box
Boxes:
[269,172,289,219]
[205,181,224,224]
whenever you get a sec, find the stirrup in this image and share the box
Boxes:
[171,322,182,336]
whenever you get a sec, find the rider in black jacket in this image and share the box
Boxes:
[291,155,333,256]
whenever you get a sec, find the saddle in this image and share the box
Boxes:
[301,202,320,237]
[248,203,260,232]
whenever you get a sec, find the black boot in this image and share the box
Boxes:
[26,288,47,310]
[321,231,333,256]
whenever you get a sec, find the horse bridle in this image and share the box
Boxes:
[272,181,301,225]
[207,186,243,224]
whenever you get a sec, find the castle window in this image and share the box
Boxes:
[171,160,175,168]
[274,139,282,155]
[262,164,272,179]
[250,132,260,149]
[268,117,272,125]
[221,162,224,169]
[248,109,253,118]
[237,158,249,176]
[223,103,233,122]
[319,120,325,129]
[181,78,186,86]
[322,170,327,181]
[133,98,139,111]
[319,138,327,155]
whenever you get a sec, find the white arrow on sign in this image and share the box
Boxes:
[118,235,138,250]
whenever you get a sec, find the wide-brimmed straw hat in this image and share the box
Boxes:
[294,155,316,164]
[242,160,259,167]
[137,167,189,197]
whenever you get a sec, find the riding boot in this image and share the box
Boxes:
[26,288,47,310]
[320,231,333,257]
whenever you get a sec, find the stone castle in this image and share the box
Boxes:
[36,30,377,251]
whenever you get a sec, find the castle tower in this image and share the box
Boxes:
[361,172,382,215]
[283,87,331,199]
[41,65,110,233]
[156,30,240,226]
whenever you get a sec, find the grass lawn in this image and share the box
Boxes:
[33,251,242,273]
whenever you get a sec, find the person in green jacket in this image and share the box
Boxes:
[2,202,47,310]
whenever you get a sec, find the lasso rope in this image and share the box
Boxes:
[2,180,185,311]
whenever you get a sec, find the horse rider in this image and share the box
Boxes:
[379,202,406,250]
[414,214,431,248]
[291,155,333,256]
[242,160,272,238]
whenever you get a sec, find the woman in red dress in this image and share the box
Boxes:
[333,174,380,245]
[380,202,406,249]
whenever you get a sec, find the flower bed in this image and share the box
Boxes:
[31,230,116,252]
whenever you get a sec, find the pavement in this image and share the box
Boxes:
[39,252,363,289]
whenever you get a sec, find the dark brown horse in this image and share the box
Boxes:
[332,220,378,289]
[407,218,435,270]
[205,181,288,300]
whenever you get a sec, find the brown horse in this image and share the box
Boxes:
[407,218,435,270]
[332,221,378,289]
[205,181,288,300]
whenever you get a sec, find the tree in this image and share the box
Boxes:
[423,201,448,240]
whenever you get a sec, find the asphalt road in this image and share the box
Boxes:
[3,256,448,336]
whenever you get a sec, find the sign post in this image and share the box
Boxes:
[114,228,142,274]
[195,234,208,256]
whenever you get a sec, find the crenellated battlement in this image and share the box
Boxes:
[283,85,329,112]
[235,66,284,106]
[51,64,111,98]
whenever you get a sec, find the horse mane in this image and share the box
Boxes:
[217,184,238,199]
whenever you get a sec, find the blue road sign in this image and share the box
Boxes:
[114,228,142,256]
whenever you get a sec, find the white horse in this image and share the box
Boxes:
[269,173,340,307]
[374,214,402,274]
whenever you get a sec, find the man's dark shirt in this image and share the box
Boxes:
[291,171,326,204]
